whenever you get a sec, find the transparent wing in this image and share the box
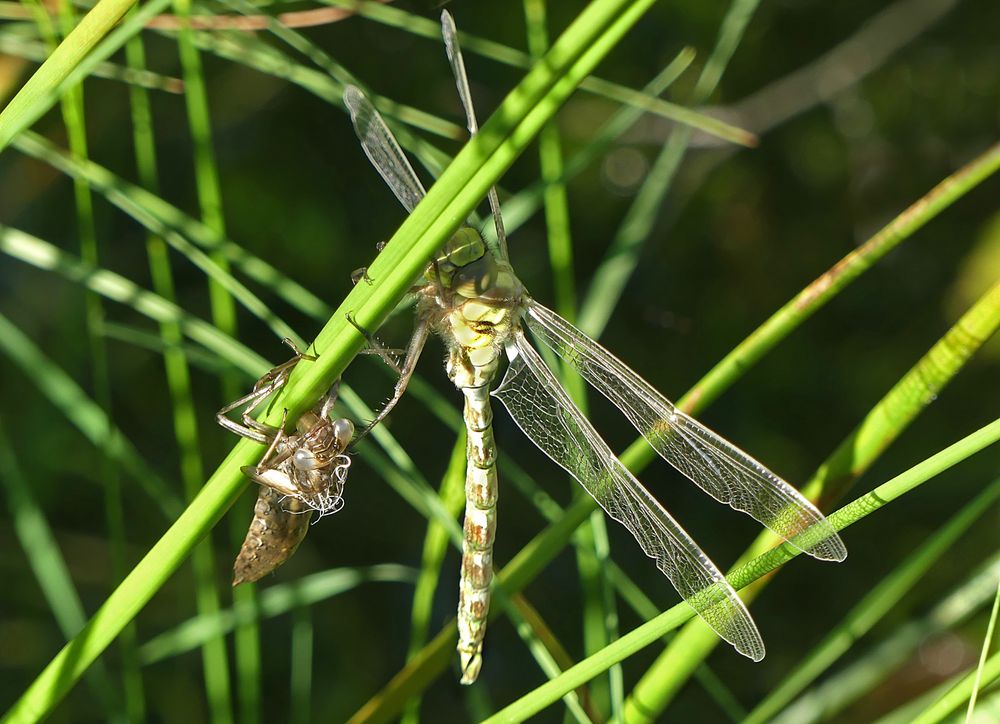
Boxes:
[343,85,427,213]
[525,300,847,563]
[493,329,765,661]
[440,11,509,260]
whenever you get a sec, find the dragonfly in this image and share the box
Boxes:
[344,11,846,684]
[217,342,355,585]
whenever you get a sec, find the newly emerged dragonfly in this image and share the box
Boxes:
[217,343,355,585]
[345,12,846,684]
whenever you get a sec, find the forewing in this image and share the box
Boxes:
[525,300,847,563]
[343,85,427,213]
[493,329,765,661]
[440,11,509,260]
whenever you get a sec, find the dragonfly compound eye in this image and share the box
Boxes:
[452,256,499,298]
[444,227,486,266]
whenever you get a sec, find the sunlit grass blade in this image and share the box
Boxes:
[746,475,1000,723]
[485,417,1000,721]
[627,276,1000,716]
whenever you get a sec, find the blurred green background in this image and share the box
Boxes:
[1,0,998,721]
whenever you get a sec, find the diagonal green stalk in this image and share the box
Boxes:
[486,417,1000,721]
[2,2,659,719]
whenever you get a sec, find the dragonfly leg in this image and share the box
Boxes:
[346,313,405,374]
[351,317,431,445]
[351,266,373,286]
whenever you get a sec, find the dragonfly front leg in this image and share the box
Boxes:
[351,317,431,444]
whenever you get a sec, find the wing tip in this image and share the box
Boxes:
[801,527,848,563]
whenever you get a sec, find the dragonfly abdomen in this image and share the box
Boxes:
[457,383,498,685]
